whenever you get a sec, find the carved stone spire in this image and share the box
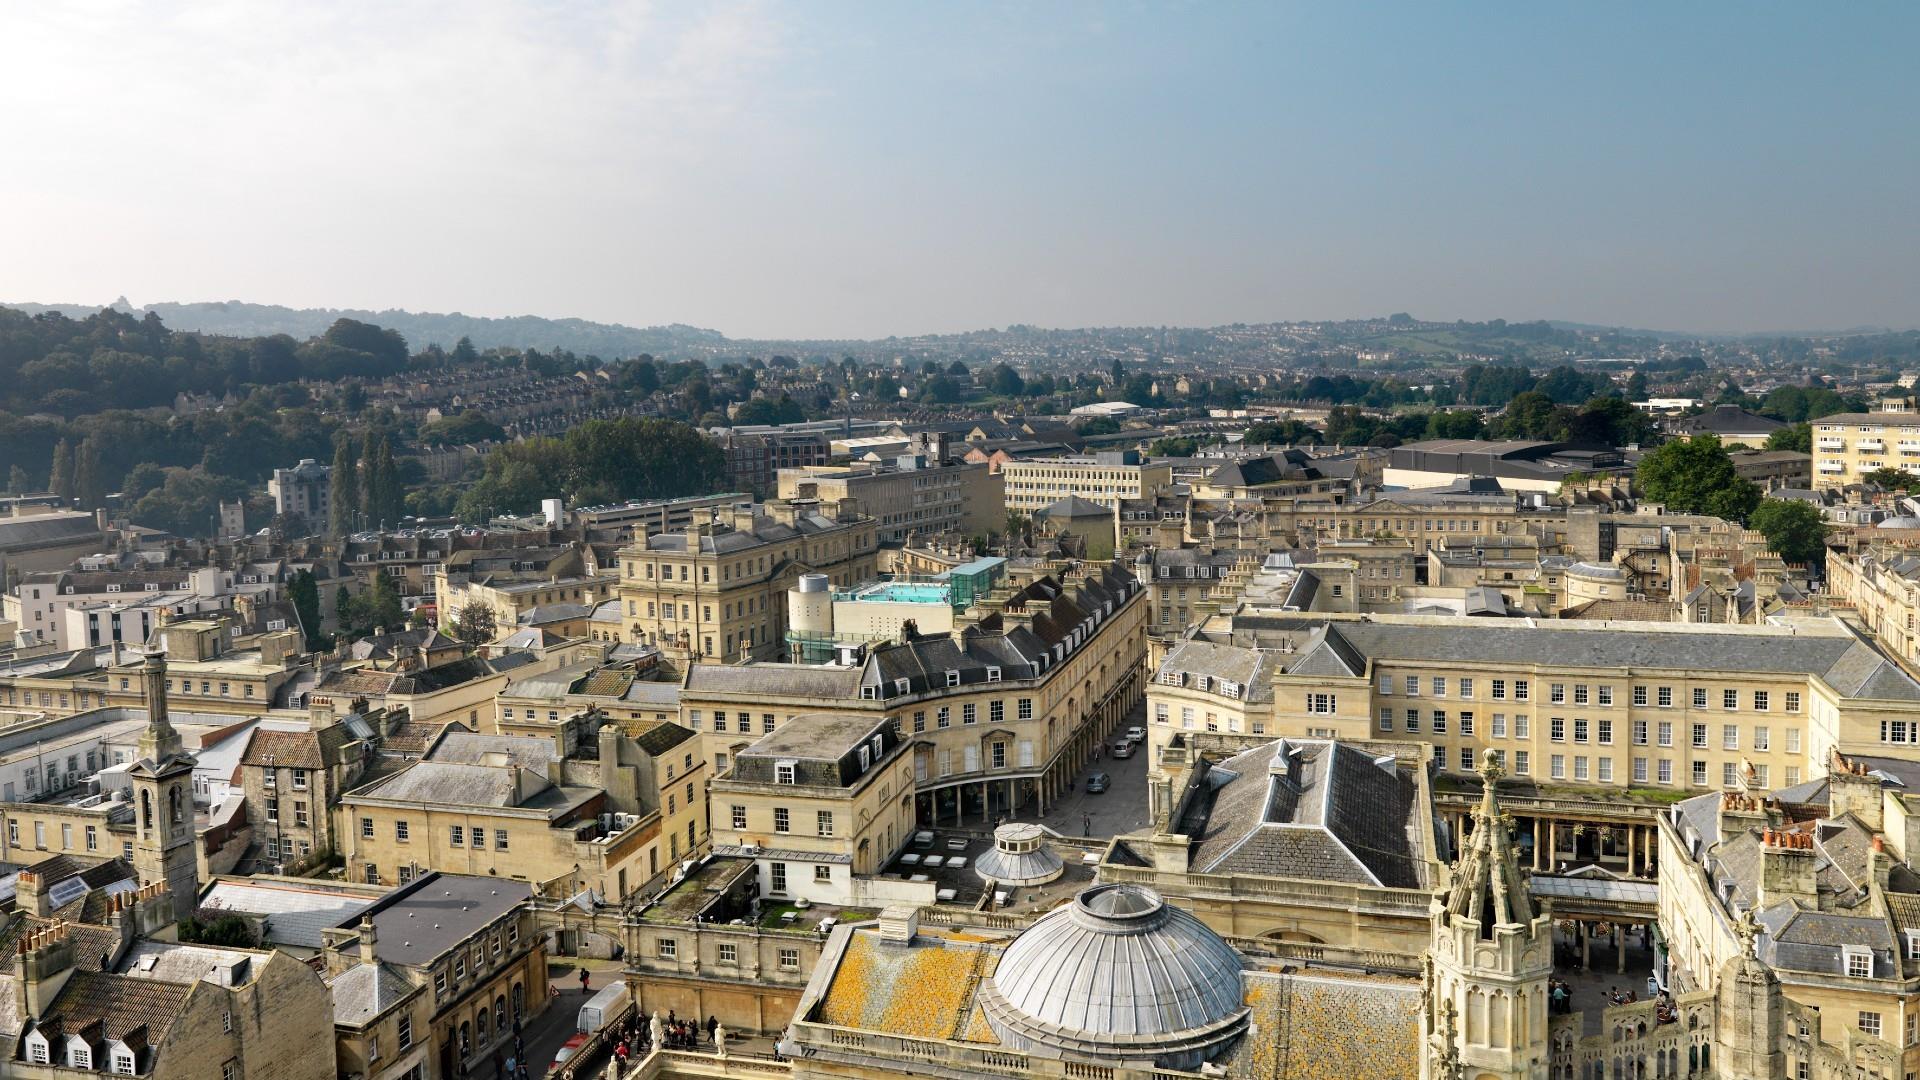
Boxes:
[1445,748,1535,929]
[137,649,183,765]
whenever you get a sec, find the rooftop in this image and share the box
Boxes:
[350,872,532,970]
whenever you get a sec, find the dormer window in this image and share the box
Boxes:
[860,686,877,700]
[1844,945,1873,978]
[986,667,1002,683]
[775,761,796,784]
[894,678,911,695]
[945,670,960,687]
[1196,675,1211,692]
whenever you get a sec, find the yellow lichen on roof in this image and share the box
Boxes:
[817,931,996,1041]
[961,1005,1000,1045]
[1230,972,1422,1080]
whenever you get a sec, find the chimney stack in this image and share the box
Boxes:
[357,914,378,964]
[1759,828,1818,909]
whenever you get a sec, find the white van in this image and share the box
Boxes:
[577,981,631,1034]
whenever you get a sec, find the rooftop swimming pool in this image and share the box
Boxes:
[838,582,952,605]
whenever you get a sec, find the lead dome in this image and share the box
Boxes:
[980,883,1247,1070]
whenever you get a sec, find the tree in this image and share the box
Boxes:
[1243,419,1320,446]
[121,462,166,501]
[988,364,1025,397]
[341,571,404,638]
[1635,434,1761,522]
[289,569,326,651]
[452,336,479,364]
[329,437,359,536]
[1863,467,1920,493]
[1625,369,1649,400]
[6,465,28,494]
[1765,423,1812,454]
[450,602,498,648]
[1110,359,1125,383]
[1749,499,1830,568]
[48,438,75,501]
[335,584,352,629]
[73,437,104,509]
[418,411,506,445]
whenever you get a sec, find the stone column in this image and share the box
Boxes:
[1616,926,1626,973]
[1533,818,1545,870]
[1626,824,1637,877]
[1581,923,1591,970]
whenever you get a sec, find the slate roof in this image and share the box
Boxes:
[1157,641,1277,703]
[1676,405,1787,436]
[328,962,420,1027]
[1178,740,1426,889]
[352,873,532,970]
[425,731,559,770]
[685,663,864,700]
[352,761,557,810]
[198,880,375,949]
[1247,619,1920,701]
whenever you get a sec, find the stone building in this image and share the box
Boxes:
[708,712,918,906]
[614,500,880,664]
[318,872,548,1080]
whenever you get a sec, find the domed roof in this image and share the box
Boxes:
[974,823,1064,887]
[981,884,1247,1068]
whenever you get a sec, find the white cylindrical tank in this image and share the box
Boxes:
[790,574,834,636]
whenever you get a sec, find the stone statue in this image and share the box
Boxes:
[1438,999,1464,1080]
[715,1024,728,1057]
[1735,906,1762,959]
[650,1009,665,1047]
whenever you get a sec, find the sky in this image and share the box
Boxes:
[2,2,1916,340]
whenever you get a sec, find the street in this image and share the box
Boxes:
[1013,703,1153,839]
[488,957,626,1079]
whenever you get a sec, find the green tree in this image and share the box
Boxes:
[1243,419,1320,446]
[988,364,1025,397]
[48,438,75,501]
[73,437,105,509]
[1863,467,1920,492]
[334,584,352,629]
[6,465,28,494]
[1635,434,1761,522]
[452,336,479,364]
[449,602,498,648]
[329,437,359,536]
[1765,423,1812,454]
[122,462,166,501]
[418,411,506,445]
[1625,369,1649,400]
[1749,499,1830,568]
[288,569,326,651]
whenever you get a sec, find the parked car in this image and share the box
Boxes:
[552,1032,590,1073]
[1110,741,1135,758]
[1123,726,1147,744]
[1085,771,1111,794]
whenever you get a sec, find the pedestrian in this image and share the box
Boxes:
[493,1050,503,1079]
[707,1015,718,1043]
[579,967,591,993]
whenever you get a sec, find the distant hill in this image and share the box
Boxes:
[2,297,726,357]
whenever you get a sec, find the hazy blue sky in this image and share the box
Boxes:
[3,3,1915,339]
